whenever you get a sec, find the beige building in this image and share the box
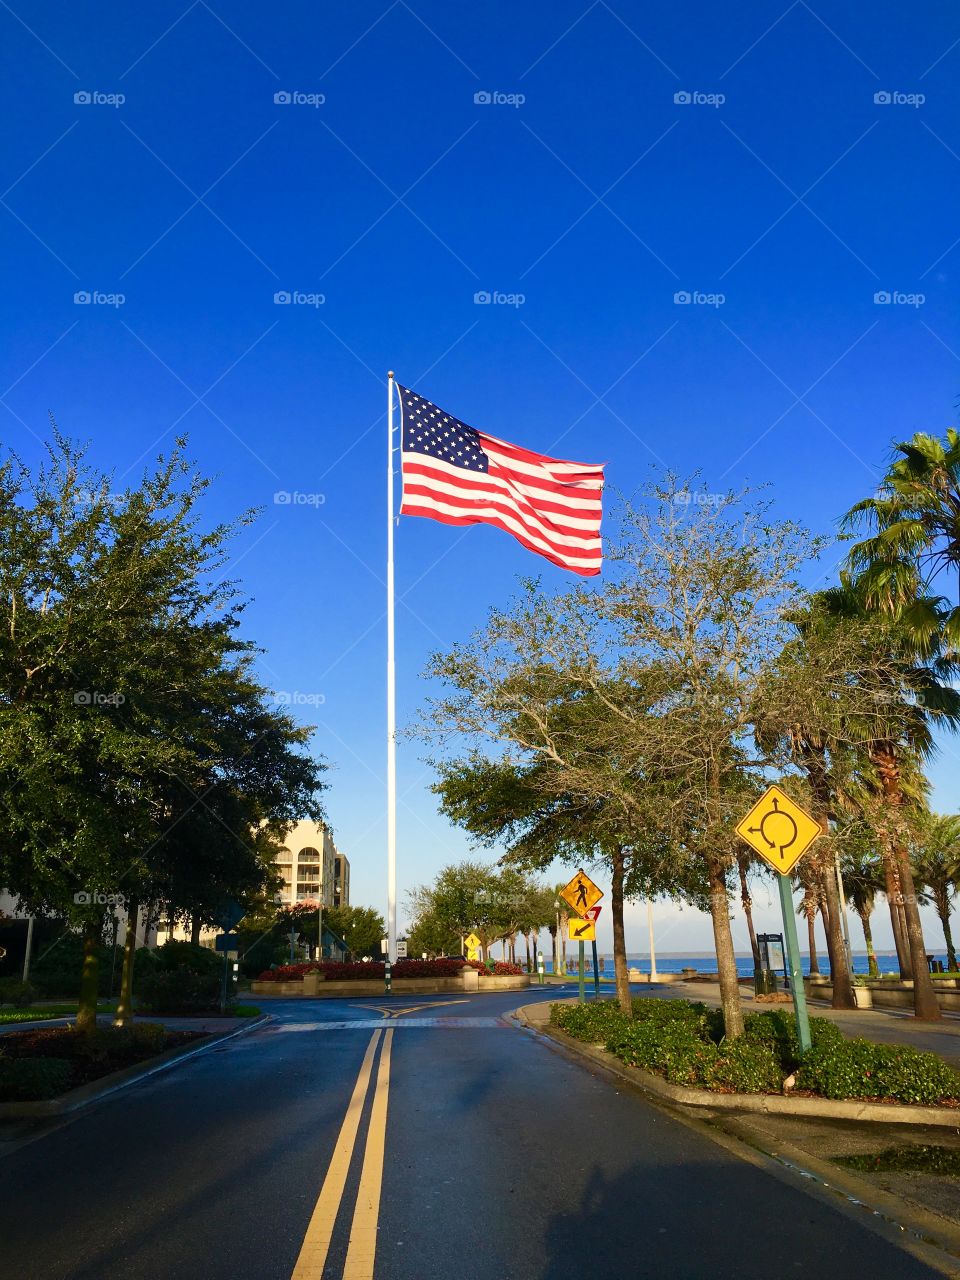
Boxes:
[276,821,343,909]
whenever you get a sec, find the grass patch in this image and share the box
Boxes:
[837,1145,960,1176]
[0,1002,115,1025]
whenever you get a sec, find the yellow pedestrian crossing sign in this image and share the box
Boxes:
[735,785,823,875]
[464,933,482,951]
[569,917,596,942]
[560,869,603,916]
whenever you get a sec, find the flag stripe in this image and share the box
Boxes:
[402,459,602,528]
[401,500,602,574]
[400,487,601,562]
[397,384,605,575]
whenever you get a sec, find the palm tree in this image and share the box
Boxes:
[912,813,960,971]
[817,576,960,1019]
[837,824,886,978]
[845,427,960,642]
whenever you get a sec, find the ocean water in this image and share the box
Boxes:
[544,952,910,977]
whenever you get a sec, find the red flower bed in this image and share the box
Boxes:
[464,959,525,977]
[256,958,468,982]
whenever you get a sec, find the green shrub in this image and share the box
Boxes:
[137,966,221,1015]
[796,1037,960,1104]
[709,1038,783,1093]
[0,1056,73,1100]
[742,1010,843,1072]
[605,1020,719,1086]
[551,1000,628,1042]
[0,978,38,1007]
[631,996,726,1043]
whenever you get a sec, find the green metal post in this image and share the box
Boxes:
[578,941,586,1004]
[591,940,600,996]
[778,873,811,1054]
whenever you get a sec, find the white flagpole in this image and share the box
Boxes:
[386,371,397,963]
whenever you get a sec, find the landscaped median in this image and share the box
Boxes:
[251,957,530,997]
[534,996,960,1126]
[0,1015,269,1116]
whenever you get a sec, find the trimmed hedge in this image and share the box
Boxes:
[551,998,960,1105]
[0,1057,72,1101]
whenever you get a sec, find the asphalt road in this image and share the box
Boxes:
[0,988,947,1280]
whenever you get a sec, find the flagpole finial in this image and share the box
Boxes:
[387,370,395,379]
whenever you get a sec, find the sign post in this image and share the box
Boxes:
[736,784,823,1055]
[560,871,604,1005]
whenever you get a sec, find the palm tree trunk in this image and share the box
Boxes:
[873,742,939,1018]
[737,856,761,970]
[113,897,140,1027]
[76,918,102,1035]
[882,853,912,978]
[805,894,821,975]
[611,844,631,1015]
[819,858,855,1008]
[707,852,744,1038]
[935,890,958,971]
[856,904,880,978]
[548,923,557,974]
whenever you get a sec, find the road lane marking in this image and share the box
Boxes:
[343,1027,393,1280]
[348,999,470,1019]
[274,1018,505,1030]
[291,1029,382,1280]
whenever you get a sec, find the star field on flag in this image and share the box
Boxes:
[397,385,605,575]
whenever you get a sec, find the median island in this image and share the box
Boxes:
[550,997,960,1108]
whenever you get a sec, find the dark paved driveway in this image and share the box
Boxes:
[0,989,945,1279]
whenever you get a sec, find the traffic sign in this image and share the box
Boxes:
[735,785,823,875]
[467,949,481,962]
[397,939,408,959]
[213,897,246,933]
[559,869,603,917]
[215,933,240,953]
[569,917,596,942]
[584,905,602,922]
[464,932,482,951]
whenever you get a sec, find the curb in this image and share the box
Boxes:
[513,1003,960,1127]
[0,1014,273,1118]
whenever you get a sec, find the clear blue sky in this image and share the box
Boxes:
[3,2,959,952]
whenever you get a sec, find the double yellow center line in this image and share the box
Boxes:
[291,1028,394,1280]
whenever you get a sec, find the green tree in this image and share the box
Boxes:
[912,813,960,972]
[324,905,385,958]
[0,434,326,1031]
[845,426,960,645]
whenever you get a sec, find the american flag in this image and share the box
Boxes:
[397,385,605,576]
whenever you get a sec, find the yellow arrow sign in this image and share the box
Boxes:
[735,784,823,875]
[560,869,603,916]
[569,917,596,942]
[467,948,481,962]
[464,933,482,951]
